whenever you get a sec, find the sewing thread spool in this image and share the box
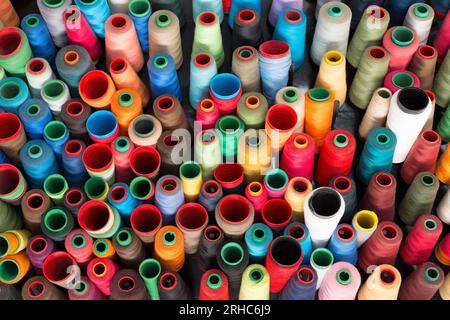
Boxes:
[148,10,183,69]
[265,103,298,152]
[111,89,142,135]
[268,0,304,26]
[129,146,161,180]
[0,251,30,284]
[37,0,72,47]
[231,46,261,93]
[110,268,149,300]
[63,5,102,63]
[400,214,442,266]
[239,264,270,300]
[179,161,202,202]
[384,70,420,94]
[349,46,390,109]
[237,129,271,182]
[0,199,22,231]
[433,50,450,108]
[175,203,208,254]
[310,248,334,289]
[105,14,144,72]
[352,210,378,248]
[356,127,397,185]
[25,58,55,98]
[266,236,303,294]
[108,183,142,220]
[359,172,397,222]
[215,195,254,239]
[435,233,450,267]
[263,169,288,199]
[78,200,122,239]
[273,8,306,71]
[279,266,317,300]
[236,93,268,130]
[217,240,249,299]
[18,99,53,140]
[400,130,441,184]
[198,180,223,215]
[40,80,71,117]
[213,163,245,195]
[20,140,59,189]
[358,88,392,139]
[42,251,80,289]
[304,88,334,152]
[0,0,19,27]
[195,130,222,180]
[192,12,224,69]
[79,70,116,109]
[112,228,146,269]
[0,77,30,114]
[215,116,245,161]
[315,51,346,107]
[128,114,163,147]
[347,5,389,68]
[21,190,51,234]
[0,112,26,165]
[409,45,438,91]
[383,26,419,71]
[318,262,361,300]
[284,177,312,222]
[199,269,229,300]
[128,0,151,53]
[43,174,68,205]
[193,0,224,23]
[68,276,105,300]
[55,45,94,97]
[22,276,66,300]
[434,10,450,62]
[82,143,115,184]
[154,175,184,224]
[63,188,86,215]
[0,229,31,258]
[436,144,450,184]
[74,0,111,38]
[315,130,356,186]
[258,40,291,103]
[329,176,357,223]
[399,172,439,225]
[304,187,345,248]
[111,137,134,183]
[386,87,431,163]
[280,133,314,180]
[189,53,217,109]
[147,53,182,102]
[358,221,402,273]
[21,14,57,64]
[358,264,401,300]
[327,224,357,265]
[228,0,261,28]
[87,257,119,295]
[311,2,352,66]
[153,95,189,131]
[41,207,74,242]
[130,204,161,246]
[0,27,32,77]
[196,99,220,130]
[60,100,91,139]
[244,223,273,264]
[84,177,109,201]
[404,3,434,46]
[110,58,150,107]
[154,225,185,272]
[437,189,450,225]
[232,9,262,50]
[86,111,119,144]
[198,226,224,273]
[209,74,242,116]
[0,166,27,206]
[399,262,444,300]
[244,182,267,221]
